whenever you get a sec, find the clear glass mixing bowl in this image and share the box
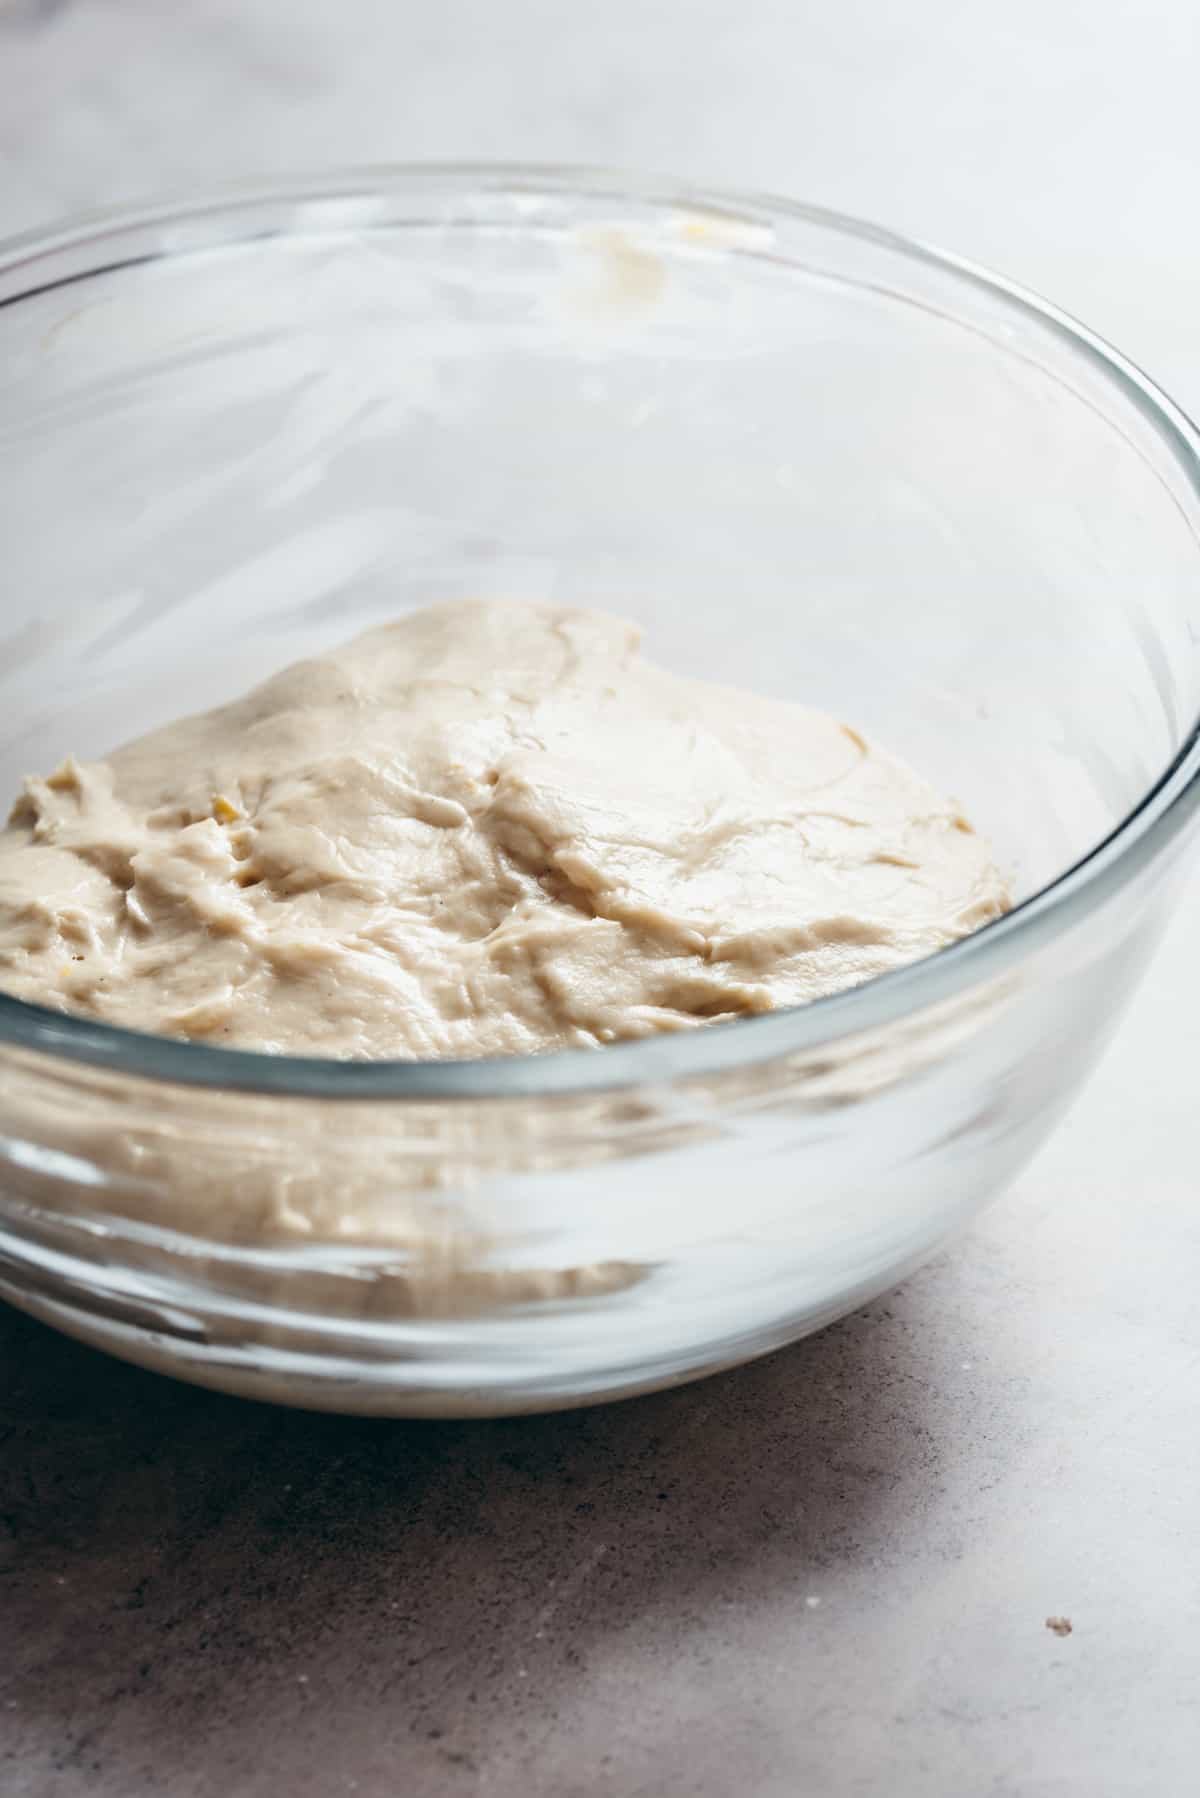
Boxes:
[1,168,1198,1415]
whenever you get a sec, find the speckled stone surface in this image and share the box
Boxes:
[0,1269,1166,1796]
[2,4,1200,1793]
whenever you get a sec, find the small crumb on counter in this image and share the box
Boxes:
[1045,1615,1073,1637]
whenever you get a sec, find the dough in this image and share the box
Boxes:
[0,602,1008,1058]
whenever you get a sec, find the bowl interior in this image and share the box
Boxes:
[2,175,1199,927]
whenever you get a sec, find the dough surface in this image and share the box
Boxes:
[0,602,1008,1058]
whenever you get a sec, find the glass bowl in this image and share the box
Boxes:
[1,167,1198,1416]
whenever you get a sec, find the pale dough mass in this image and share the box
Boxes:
[0,602,1008,1057]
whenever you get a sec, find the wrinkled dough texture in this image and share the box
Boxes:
[0,602,1008,1057]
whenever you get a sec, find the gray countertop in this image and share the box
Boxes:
[2,5,1200,1793]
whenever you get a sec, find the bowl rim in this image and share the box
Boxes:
[2,161,1199,1101]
